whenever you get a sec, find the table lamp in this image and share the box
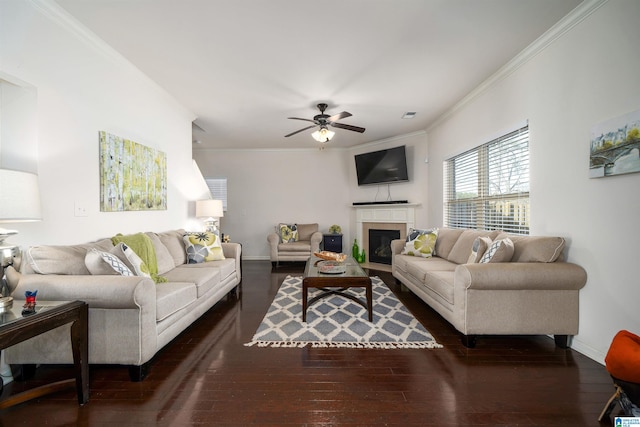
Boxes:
[195,199,224,234]
[0,169,42,271]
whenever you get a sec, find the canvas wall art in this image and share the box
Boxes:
[589,109,640,178]
[99,131,167,211]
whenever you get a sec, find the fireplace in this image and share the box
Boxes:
[354,204,417,270]
[368,229,401,265]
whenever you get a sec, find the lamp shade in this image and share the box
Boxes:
[311,127,335,143]
[195,199,224,219]
[0,169,42,222]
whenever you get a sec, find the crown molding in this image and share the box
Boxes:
[427,0,609,132]
[193,130,428,153]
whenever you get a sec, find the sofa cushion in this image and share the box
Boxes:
[85,247,134,276]
[158,229,187,266]
[395,255,457,277]
[183,232,225,263]
[155,281,197,321]
[479,237,514,263]
[145,232,176,274]
[278,223,298,243]
[467,236,493,264]
[433,228,465,260]
[447,230,501,265]
[423,271,455,305]
[163,265,221,298]
[401,228,438,257]
[176,258,235,281]
[25,239,113,275]
[508,235,566,263]
[277,241,311,252]
[296,223,318,241]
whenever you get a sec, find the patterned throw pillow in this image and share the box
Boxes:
[401,228,438,258]
[85,248,134,276]
[183,232,225,263]
[278,223,298,243]
[118,243,153,278]
[467,236,493,263]
[479,237,515,263]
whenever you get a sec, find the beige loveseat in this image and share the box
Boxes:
[5,229,241,381]
[267,223,322,267]
[391,228,587,348]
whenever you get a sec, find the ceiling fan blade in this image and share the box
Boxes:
[288,117,318,124]
[285,125,317,137]
[331,122,366,133]
[327,111,352,122]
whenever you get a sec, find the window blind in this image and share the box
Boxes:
[205,178,227,211]
[444,125,530,235]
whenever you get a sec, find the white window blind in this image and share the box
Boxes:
[443,125,530,235]
[205,178,227,211]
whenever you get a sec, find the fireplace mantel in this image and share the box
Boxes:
[351,203,419,270]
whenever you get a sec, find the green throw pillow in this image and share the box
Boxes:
[278,223,298,243]
[183,232,225,263]
[401,228,438,258]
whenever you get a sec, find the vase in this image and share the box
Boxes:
[358,248,366,263]
[352,239,359,259]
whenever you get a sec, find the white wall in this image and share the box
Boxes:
[0,0,199,246]
[426,0,640,364]
[194,131,429,259]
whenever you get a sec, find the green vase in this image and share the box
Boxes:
[358,248,365,263]
[352,239,359,259]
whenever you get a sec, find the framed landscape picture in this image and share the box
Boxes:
[589,109,640,178]
[99,131,167,211]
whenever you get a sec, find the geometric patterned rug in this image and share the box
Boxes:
[244,275,443,349]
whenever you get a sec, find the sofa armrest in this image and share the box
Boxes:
[9,272,156,310]
[221,242,241,260]
[310,231,323,253]
[391,239,404,254]
[221,242,242,279]
[455,262,587,291]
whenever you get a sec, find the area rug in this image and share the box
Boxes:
[245,275,442,349]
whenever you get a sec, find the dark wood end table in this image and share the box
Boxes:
[0,300,89,409]
[302,256,372,322]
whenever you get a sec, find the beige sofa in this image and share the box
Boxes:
[5,229,241,381]
[267,223,322,267]
[391,228,587,348]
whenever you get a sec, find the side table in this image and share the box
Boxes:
[322,234,343,253]
[0,300,89,408]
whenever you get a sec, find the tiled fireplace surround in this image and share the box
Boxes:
[353,204,418,271]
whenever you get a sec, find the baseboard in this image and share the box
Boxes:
[570,337,606,366]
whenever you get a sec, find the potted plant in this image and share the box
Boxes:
[328,224,342,234]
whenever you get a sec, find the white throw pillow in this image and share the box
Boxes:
[85,248,134,276]
[467,236,493,263]
[479,237,515,263]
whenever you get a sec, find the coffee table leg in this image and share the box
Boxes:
[70,303,89,405]
[366,280,373,322]
[302,280,308,322]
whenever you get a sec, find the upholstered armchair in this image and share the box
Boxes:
[267,223,322,267]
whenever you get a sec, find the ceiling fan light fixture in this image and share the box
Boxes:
[311,127,335,143]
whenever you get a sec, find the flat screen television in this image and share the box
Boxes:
[354,145,409,186]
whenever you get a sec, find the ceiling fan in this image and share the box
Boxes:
[285,103,365,142]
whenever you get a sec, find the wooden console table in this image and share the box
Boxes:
[0,300,89,408]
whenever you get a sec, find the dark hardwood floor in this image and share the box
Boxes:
[0,260,618,426]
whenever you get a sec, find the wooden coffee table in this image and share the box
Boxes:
[302,256,372,322]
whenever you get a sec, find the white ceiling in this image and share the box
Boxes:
[55,0,582,150]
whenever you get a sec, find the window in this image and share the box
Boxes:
[205,178,227,211]
[443,125,530,235]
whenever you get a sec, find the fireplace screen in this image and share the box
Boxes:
[368,229,401,264]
